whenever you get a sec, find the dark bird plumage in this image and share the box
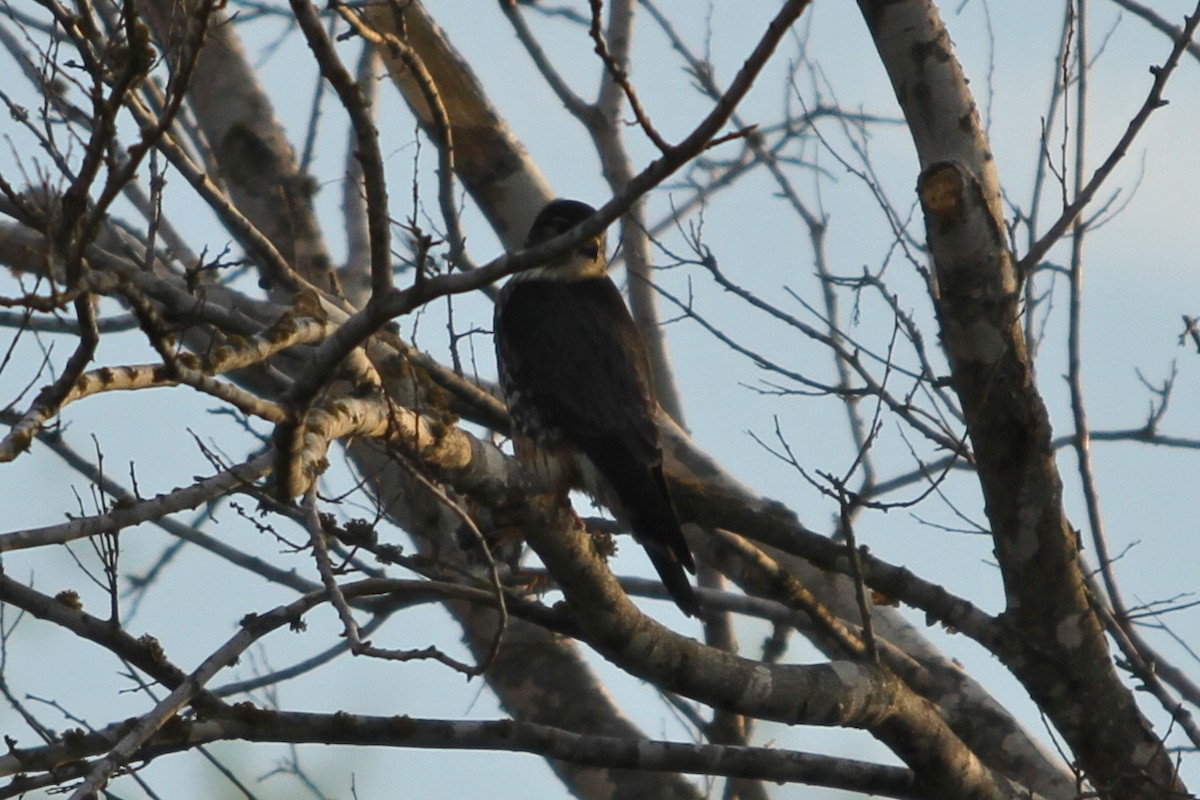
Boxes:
[494,199,700,617]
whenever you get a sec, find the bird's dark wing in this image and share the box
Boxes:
[495,277,660,458]
[495,276,699,615]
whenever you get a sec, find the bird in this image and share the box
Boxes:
[493,198,701,617]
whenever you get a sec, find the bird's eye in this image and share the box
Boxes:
[580,242,599,260]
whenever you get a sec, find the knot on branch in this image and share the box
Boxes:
[918,161,967,224]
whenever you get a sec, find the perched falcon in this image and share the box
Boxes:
[494,199,700,617]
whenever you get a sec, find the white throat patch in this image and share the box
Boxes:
[512,233,609,283]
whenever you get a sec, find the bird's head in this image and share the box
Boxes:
[518,199,608,281]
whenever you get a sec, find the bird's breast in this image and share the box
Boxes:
[504,387,564,445]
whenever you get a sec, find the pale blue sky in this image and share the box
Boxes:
[2,1,1198,797]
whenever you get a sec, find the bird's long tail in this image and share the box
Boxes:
[644,540,702,618]
[580,449,701,617]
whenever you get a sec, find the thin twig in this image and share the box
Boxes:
[291,0,393,297]
[1018,3,1200,273]
[587,0,669,151]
